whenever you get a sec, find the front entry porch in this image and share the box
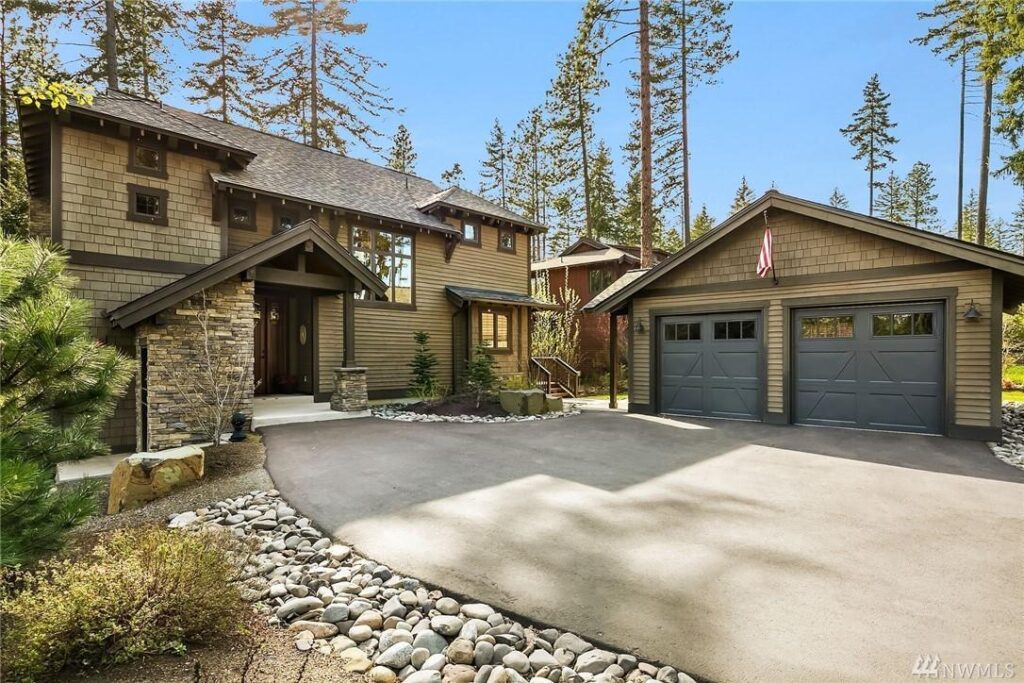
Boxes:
[251,394,371,428]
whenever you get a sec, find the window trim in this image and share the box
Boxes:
[350,225,416,310]
[479,306,513,353]
[128,137,168,179]
[498,226,516,254]
[125,183,169,226]
[461,220,481,247]
[228,198,257,231]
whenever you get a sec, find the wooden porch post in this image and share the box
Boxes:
[343,289,355,366]
[609,311,618,409]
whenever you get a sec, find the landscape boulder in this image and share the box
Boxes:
[106,445,204,514]
[499,390,550,416]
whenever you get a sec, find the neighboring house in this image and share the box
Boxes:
[18,89,552,452]
[585,190,1024,440]
[531,237,669,376]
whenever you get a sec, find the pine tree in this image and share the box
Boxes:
[441,162,464,187]
[255,0,397,153]
[408,330,438,398]
[386,123,416,173]
[874,171,908,223]
[0,236,134,564]
[960,189,986,243]
[465,344,498,409]
[588,140,619,241]
[650,0,736,243]
[840,74,899,215]
[904,161,940,230]
[990,0,1024,187]
[730,176,755,214]
[479,119,509,207]
[508,107,552,225]
[691,203,714,238]
[75,0,182,97]
[829,187,849,209]
[1008,196,1024,255]
[184,0,259,124]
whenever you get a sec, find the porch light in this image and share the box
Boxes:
[634,319,646,334]
[963,300,982,322]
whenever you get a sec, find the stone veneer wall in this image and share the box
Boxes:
[137,278,255,450]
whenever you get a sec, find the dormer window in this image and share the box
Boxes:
[229,199,256,230]
[128,137,167,178]
[462,221,479,246]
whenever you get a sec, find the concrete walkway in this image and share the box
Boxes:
[263,413,1023,683]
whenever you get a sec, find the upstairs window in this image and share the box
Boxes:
[589,268,614,294]
[352,226,414,305]
[462,221,479,245]
[481,308,511,350]
[126,184,168,226]
[228,199,256,230]
[128,138,166,178]
[498,226,516,253]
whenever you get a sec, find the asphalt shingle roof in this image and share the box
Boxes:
[418,187,546,230]
[583,269,649,312]
[444,285,560,310]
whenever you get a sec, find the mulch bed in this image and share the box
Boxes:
[407,395,509,417]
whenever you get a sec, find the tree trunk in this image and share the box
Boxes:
[220,15,228,122]
[977,75,992,246]
[639,0,654,268]
[680,0,691,244]
[1,7,9,191]
[956,48,966,240]
[310,0,319,149]
[867,132,875,216]
[105,0,118,90]
[577,82,592,238]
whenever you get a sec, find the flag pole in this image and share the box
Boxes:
[763,210,778,285]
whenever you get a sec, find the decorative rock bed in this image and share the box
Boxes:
[168,490,694,683]
[372,405,581,424]
[989,403,1024,470]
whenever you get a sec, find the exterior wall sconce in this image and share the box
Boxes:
[634,319,646,334]
[963,300,982,322]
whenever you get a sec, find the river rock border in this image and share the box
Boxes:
[168,490,695,683]
[372,405,581,424]
[989,403,1024,471]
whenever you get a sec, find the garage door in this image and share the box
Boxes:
[658,313,763,420]
[793,303,944,434]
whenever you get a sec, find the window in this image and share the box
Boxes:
[589,268,614,294]
[128,138,166,178]
[498,227,516,253]
[273,205,300,233]
[664,322,701,341]
[126,184,168,226]
[462,221,479,245]
[713,319,757,340]
[873,312,934,337]
[352,226,413,305]
[481,308,511,350]
[228,199,256,230]
[800,315,854,339]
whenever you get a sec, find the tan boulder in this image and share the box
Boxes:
[106,445,204,514]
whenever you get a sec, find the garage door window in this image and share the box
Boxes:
[800,315,854,339]
[665,322,701,341]
[872,312,934,336]
[713,319,756,340]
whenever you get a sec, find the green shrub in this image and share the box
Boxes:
[465,344,498,408]
[408,330,439,398]
[0,526,247,681]
[502,374,534,390]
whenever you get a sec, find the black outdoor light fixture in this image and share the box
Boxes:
[634,318,646,334]
[229,412,248,442]
[963,299,982,322]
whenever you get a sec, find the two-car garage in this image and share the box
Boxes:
[656,303,945,434]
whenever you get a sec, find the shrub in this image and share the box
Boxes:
[465,344,498,408]
[0,237,133,565]
[502,374,534,391]
[0,526,247,681]
[409,330,439,398]
[531,276,581,368]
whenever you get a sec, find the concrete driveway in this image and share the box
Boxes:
[262,412,1024,683]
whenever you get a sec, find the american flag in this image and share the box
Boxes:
[756,221,774,278]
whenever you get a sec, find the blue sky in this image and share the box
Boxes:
[162,2,1018,230]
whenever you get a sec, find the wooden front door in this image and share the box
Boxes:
[254,293,290,395]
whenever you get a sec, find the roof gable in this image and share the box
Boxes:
[585,191,1024,313]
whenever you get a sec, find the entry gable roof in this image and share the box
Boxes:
[585,190,1024,314]
[108,220,386,328]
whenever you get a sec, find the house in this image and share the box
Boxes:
[18,89,552,452]
[585,190,1024,440]
[531,237,669,377]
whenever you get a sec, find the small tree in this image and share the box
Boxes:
[465,344,498,409]
[829,187,849,209]
[531,278,581,369]
[692,204,715,239]
[408,330,438,399]
[730,176,756,214]
[0,237,133,565]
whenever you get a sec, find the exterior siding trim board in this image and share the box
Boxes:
[69,250,202,275]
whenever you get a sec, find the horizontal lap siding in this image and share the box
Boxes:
[631,210,995,428]
[317,295,344,394]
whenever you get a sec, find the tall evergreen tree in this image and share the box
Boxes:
[508,107,552,226]
[386,123,416,173]
[691,203,714,238]
[904,161,940,230]
[588,140,619,241]
[729,176,755,214]
[1009,195,1024,255]
[441,162,464,187]
[184,0,258,123]
[874,171,908,223]
[840,74,899,215]
[547,0,608,238]
[829,187,849,209]
[479,119,509,207]
[990,0,1024,187]
[256,0,396,153]
[650,0,736,243]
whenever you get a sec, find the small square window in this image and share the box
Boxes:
[872,314,893,336]
[665,324,677,341]
[741,320,756,339]
[228,199,256,230]
[589,269,614,294]
[128,138,167,178]
[462,221,479,244]
[126,183,168,226]
[498,227,516,253]
[136,192,161,216]
[714,321,727,339]
[913,312,934,335]
[892,313,913,335]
